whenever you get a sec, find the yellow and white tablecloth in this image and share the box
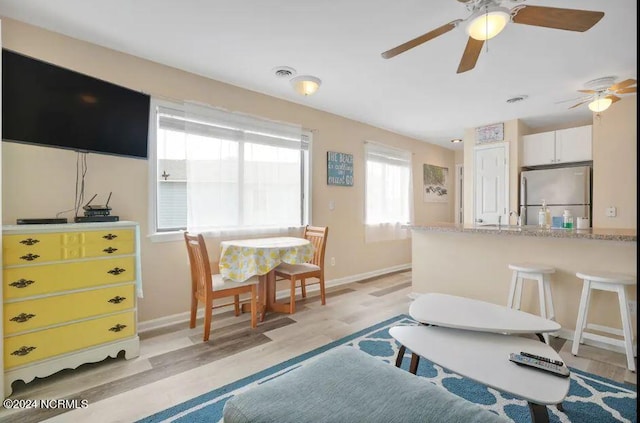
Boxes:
[219,237,314,282]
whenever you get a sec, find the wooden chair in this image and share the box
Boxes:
[274,226,328,314]
[184,232,258,342]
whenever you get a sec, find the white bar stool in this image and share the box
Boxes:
[507,263,556,343]
[572,271,636,372]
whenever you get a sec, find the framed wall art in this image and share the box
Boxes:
[423,164,449,203]
[327,151,353,186]
[475,123,504,144]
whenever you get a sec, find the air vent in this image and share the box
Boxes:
[506,95,528,103]
[273,66,297,78]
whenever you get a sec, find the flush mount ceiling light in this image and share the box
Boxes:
[465,6,511,41]
[451,138,463,144]
[291,75,321,96]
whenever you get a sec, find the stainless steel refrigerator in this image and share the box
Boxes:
[520,165,591,226]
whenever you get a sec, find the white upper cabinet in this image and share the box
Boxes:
[555,125,593,164]
[522,125,592,167]
[522,131,556,166]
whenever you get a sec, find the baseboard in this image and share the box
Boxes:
[138,263,412,333]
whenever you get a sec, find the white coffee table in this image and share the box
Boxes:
[390,325,570,423]
[409,293,561,342]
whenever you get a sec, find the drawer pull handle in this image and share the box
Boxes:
[20,253,40,261]
[108,296,127,304]
[103,247,119,254]
[19,238,40,246]
[9,279,35,289]
[107,267,126,275]
[11,346,37,357]
[10,313,36,323]
[109,324,127,333]
[103,233,118,240]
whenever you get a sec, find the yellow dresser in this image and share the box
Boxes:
[1,221,141,396]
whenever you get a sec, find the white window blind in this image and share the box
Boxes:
[364,141,412,242]
[154,101,309,234]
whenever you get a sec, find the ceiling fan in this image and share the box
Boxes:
[567,77,637,112]
[381,0,605,74]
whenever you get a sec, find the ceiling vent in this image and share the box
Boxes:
[506,95,528,103]
[273,66,296,78]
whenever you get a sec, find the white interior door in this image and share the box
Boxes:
[474,143,508,225]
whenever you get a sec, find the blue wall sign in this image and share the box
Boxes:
[327,151,353,186]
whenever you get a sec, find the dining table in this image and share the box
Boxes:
[219,236,314,321]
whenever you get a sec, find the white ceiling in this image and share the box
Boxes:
[0,0,636,150]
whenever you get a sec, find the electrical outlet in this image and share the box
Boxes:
[628,300,637,315]
[330,257,336,266]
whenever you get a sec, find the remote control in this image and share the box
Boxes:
[509,353,570,378]
[520,351,564,367]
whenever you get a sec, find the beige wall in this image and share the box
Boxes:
[412,230,637,337]
[1,19,455,322]
[592,97,637,228]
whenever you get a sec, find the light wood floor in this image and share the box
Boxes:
[1,270,636,423]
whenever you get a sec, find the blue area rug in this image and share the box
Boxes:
[137,315,637,423]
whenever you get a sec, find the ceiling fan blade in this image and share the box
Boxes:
[555,95,590,105]
[578,89,596,94]
[615,87,637,94]
[609,79,636,91]
[606,94,622,103]
[457,37,484,74]
[381,21,458,59]
[512,5,604,32]
[568,100,589,109]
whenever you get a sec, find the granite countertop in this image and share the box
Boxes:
[407,223,637,242]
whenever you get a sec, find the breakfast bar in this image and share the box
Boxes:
[408,224,637,345]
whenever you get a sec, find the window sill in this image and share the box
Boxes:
[148,231,184,243]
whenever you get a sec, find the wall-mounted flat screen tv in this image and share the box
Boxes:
[2,49,150,159]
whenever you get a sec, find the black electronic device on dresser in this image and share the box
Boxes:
[73,192,120,223]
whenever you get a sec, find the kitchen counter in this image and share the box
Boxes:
[409,223,637,343]
[406,223,636,242]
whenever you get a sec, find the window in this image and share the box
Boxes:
[151,100,310,236]
[364,142,412,242]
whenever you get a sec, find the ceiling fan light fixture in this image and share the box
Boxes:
[588,97,612,112]
[291,75,321,96]
[466,7,510,41]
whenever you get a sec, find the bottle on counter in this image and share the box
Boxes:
[563,209,574,229]
[538,202,546,228]
[538,200,550,228]
[544,202,551,228]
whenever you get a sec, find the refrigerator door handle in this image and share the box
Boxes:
[520,176,527,225]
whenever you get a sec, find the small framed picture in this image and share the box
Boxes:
[475,123,504,144]
[327,151,353,186]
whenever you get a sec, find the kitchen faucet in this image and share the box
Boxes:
[509,210,522,227]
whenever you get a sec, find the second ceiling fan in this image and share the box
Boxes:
[381,0,605,74]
